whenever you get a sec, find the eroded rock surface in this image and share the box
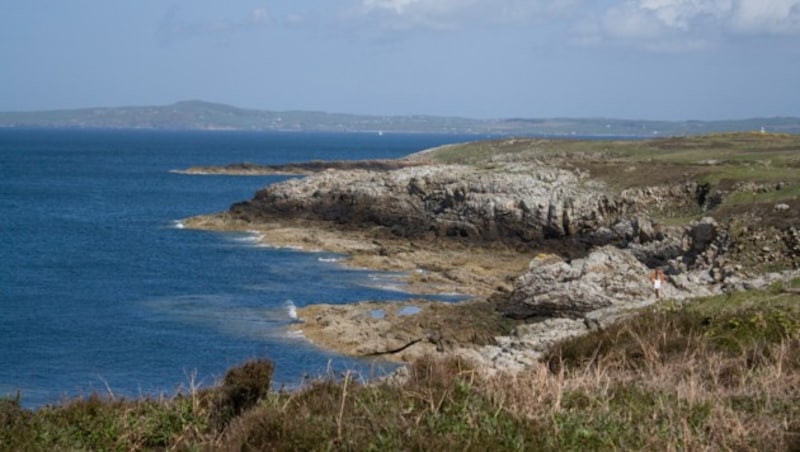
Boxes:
[228,163,630,244]
[499,246,654,320]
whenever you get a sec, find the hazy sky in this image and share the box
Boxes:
[1,0,798,120]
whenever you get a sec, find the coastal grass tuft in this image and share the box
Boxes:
[0,393,211,451]
[3,282,799,450]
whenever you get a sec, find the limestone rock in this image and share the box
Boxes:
[228,164,630,245]
[499,246,654,319]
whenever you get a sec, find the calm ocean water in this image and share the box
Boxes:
[0,129,473,408]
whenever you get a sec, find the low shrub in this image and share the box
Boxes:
[211,359,274,430]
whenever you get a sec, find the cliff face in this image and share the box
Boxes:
[229,163,631,245]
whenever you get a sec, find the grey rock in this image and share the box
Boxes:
[500,246,655,319]
[229,163,631,245]
[688,217,718,254]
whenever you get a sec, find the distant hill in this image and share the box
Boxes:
[1,100,798,136]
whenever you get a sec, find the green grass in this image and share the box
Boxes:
[427,132,800,181]
[721,181,800,205]
[428,133,800,166]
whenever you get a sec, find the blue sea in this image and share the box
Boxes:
[0,129,473,408]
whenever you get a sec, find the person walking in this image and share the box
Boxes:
[649,268,666,299]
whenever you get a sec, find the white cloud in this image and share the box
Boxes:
[640,0,732,30]
[600,0,731,38]
[601,4,665,39]
[599,0,800,36]
[583,0,800,52]
[730,0,800,34]
[350,0,800,37]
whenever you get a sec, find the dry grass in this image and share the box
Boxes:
[3,284,799,451]
[484,334,799,450]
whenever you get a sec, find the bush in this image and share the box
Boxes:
[212,359,274,430]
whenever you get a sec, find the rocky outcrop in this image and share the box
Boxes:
[625,217,731,270]
[499,246,655,320]
[229,163,631,245]
[620,182,703,213]
[473,243,800,373]
[291,299,518,364]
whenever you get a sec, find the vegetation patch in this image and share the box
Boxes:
[3,283,798,450]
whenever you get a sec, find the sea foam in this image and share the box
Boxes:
[285,300,299,321]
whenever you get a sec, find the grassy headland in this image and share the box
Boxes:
[423,132,800,203]
[3,132,799,450]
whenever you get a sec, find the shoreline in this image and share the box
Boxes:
[181,212,531,298]
[181,213,533,363]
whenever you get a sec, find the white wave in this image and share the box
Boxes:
[286,330,305,339]
[233,235,260,243]
[363,273,409,293]
[317,257,340,263]
[254,242,309,251]
[285,300,298,321]
[365,282,408,293]
[172,220,185,229]
[230,230,263,244]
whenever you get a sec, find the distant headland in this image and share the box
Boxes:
[1,100,798,136]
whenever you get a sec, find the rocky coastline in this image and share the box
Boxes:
[183,135,800,375]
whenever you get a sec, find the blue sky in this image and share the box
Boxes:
[1,0,798,120]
